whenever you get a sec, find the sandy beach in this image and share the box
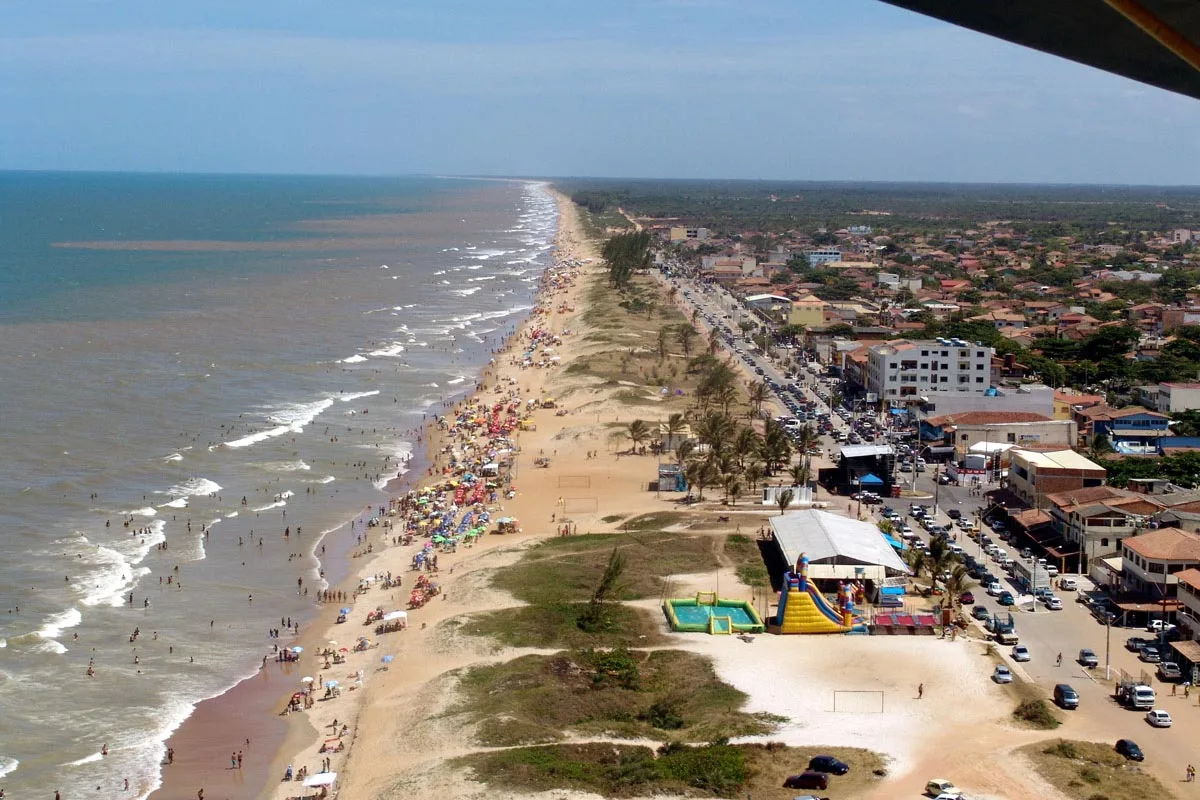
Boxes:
[150,190,1080,800]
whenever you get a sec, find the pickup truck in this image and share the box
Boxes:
[995,631,1019,646]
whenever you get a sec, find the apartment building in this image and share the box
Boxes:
[865,338,993,400]
[1139,382,1200,414]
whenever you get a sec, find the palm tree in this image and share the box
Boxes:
[733,426,761,470]
[924,537,954,589]
[707,328,721,355]
[744,463,764,492]
[1088,433,1114,461]
[663,412,687,452]
[686,460,719,501]
[657,327,670,361]
[904,545,926,583]
[944,564,976,609]
[675,439,696,466]
[676,324,697,357]
[626,419,650,453]
[723,474,743,506]
[760,420,792,474]
[696,412,736,457]
[776,489,794,516]
[788,461,810,488]
[747,381,769,417]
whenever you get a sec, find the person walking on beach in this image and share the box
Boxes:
[917,683,924,699]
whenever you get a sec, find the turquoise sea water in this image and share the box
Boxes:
[0,172,557,796]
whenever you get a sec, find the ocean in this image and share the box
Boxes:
[0,172,557,796]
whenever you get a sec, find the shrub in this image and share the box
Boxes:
[641,699,685,730]
[1014,699,1061,729]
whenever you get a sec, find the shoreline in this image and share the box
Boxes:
[148,184,578,800]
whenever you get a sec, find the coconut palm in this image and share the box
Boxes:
[747,381,769,417]
[776,489,794,516]
[686,459,720,502]
[733,426,761,470]
[1088,433,1114,461]
[626,419,650,453]
[675,439,696,466]
[760,420,792,474]
[657,327,670,361]
[944,564,976,608]
[663,412,687,452]
[924,537,955,589]
[695,412,736,457]
[723,474,743,506]
[676,324,697,357]
[744,462,764,492]
[788,461,810,488]
[707,328,721,355]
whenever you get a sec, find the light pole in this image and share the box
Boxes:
[1104,613,1112,681]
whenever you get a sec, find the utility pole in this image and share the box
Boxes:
[1104,613,1112,681]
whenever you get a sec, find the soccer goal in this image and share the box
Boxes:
[832,690,885,713]
[558,475,591,488]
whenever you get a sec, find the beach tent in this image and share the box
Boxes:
[382,611,408,622]
[303,772,337,787]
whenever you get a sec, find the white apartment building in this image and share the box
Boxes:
[866,338,993,400]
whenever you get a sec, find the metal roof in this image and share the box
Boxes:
[880,0,1200,100]
[840,444,894,459]
[770,509,910,576]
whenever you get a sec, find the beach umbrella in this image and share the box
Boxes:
[303,773,337,788]
[290,646,304,654]
[381,655,394,663]
[301,676,315,684]
[340,608,351,614]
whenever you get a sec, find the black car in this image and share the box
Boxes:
[1115,739,1144,762]
[947,509,962,520]
[1126,636,1151,652]
[807,755,850,775]
[784,772,830,790]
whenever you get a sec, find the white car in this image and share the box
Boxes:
[1058,577,1077,591]
[993,665,1014,683]
[987,581,1003,596]
[1011,645,1031,662]
[1146,709,1173,728]
[1044,596,1064,611]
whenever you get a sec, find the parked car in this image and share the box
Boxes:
[998,591,1015,606]
[1146,709,1173,728]
[972,605,991,621]
[1044,596,1064,611]
[1115,739,1144,761]
[1148,620,1176,633]
[959,591,975,605]
[946,508,962,519]
[1126,637,1152,653]
[1158,662,1183,682]
[992,665,1013,683]
[1140,646,1162,663]
[1053,683,1079,709]
[783,771,829,790]
[925,778,959,797]
[1011,645,1031,662]
[1059,577,1077,591]
[807,755,849,775]
[987,582,1003,596]
[1079,649,1100,668]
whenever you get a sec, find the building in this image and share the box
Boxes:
[820,444,895,497]
[1008,448,1106,507]
[743,294,793,317]
[668,227,709,242]
[921,411,1075,457]
[907,384,1056,420]
[1044,486,1164,570]
[1076,405,1171,448]
[1139,382,1200,414]
[769,509,910,584]
[1119,528,1200,621]
[789,295,827,329]
[865,338,994,400]
[803,247,843,266]
[1053,389,1105,421]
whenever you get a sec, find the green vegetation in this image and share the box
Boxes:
[1012,698,1061,730]
[1023,739,1170,800]
[459,742,887,799]
[1104,450,1200,488]
[723,533,770,588]
[577,548,628,633]
[460,603,668,650]
[603,230,653,287]
[450,649,773,747]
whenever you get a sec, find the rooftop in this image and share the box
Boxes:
[1122,528,1200,563]
[1010,448,1105,472]
[924,411,1052,427]
[770,510,909,576]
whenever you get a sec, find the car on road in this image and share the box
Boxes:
[783,771,829,790]
[972,605,991,621]
[1146,709,1173,728]
[1115,739,1144,761]
[1126,637,1152,652]
[1158,662,1183,681]
[1079,648,1100,668]
[807,755,849,775]
[946,508,962,519]
[1147,620,1176,633]
[1044,596,1064,611]
[986,581,1003,596]
[992,665,1013,683]
[1140,646,1162,663]
[1011,645,1031,662]
[959,591,975,605]
[1053,683,1080,709]
[1058,577,1077,591]
[925,778,959,797]
[998,591,1015,606]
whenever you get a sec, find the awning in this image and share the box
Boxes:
[883,533,907,550]
[859,473,883,486]
[1113,599,1181,613]
[382,611,408,622]
[303,772,338,787]
[1170,640,1200,665]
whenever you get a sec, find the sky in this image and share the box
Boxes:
[2,0,1199,183]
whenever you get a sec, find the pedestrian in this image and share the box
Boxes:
[231,752,237,769]
[917,682,924,699]
[1172,683,1177,696]
[237,751,242,769]
[1188,764,1195,782]
[1056,652,1062,666]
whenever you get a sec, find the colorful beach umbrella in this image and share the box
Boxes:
[290,646,303,653]
[381,655,394,663]
[340,608,351,614]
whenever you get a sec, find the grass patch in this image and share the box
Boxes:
[485,530,715,605]
[459,742,886,799]
[1013,698,1061,730]
[461,602,669,650]
[1022,738,1170,800]
[450,649,775,747]
[723,533,771,588]
[601,514,627,524]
